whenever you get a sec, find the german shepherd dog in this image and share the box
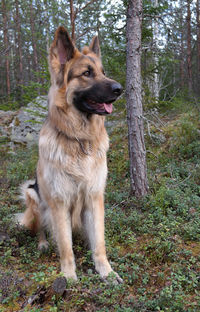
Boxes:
[19,26,123,282]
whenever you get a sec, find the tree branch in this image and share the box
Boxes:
[76,0,96,16]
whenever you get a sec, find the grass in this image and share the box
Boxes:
[0,98,200,311]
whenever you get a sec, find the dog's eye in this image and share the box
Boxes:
[83,70,90,77]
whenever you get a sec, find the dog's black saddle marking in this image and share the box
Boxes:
[28,176,40,198]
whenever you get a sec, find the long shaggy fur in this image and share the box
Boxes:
[19,26,123,283]
[19,180,40,233]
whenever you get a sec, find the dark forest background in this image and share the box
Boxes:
[1,0,200,109]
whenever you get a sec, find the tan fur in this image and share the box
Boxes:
[19,181,40,233]
[19,27,122,283]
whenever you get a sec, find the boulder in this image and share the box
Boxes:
[0,110,18,139]
[10,96,47,145]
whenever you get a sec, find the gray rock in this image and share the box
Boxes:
[0,110,18,138]
[10,96,48,146]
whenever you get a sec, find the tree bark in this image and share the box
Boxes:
[197,0,200,84]
[180,0,185,89]
[30,0,40,83]
[69,0,96,43]
[153,0,159,101]
[69,0,76,42]
[15,0,23,95]
[2,0,11,96]
[126,0,148,198]
[186,0,192,93]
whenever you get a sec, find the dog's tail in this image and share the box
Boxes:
[16,180,41,234]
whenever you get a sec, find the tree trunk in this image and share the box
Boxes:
[153,0,159,101]
[186,0,192,93]
[2,0,11,96]
[126,0,148,198]
[197,0,200,87]
[180,0,185,89]
[30,0,40,83]
[69,0,76,42]
[69,0,96,43]
[43,0,50,54]
[15,0,23,98]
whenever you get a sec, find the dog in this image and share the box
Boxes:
[19,26,123,283]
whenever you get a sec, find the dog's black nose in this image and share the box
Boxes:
[111,82,123,96]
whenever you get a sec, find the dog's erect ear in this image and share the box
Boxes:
[50,26,75,64]
[49,26,76,85]
[89,36,101,57]
[56,27,75,64]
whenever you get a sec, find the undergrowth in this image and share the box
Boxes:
[0,98,199,311]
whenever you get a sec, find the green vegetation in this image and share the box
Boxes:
[0,97,200,311]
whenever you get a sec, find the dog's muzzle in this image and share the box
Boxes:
[73,80,123,115]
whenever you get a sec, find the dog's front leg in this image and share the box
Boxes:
[84,194,123,283]
[50,201,77,281]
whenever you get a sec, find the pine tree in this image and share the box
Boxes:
[196,0,200,86]
[186,0,192,92]
[126,0,148,197]
[2,0,11,96]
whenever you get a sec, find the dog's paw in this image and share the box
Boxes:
[38,240,49,252]
[95,259,123,284]
[13,213,24,226]
[101,271,123,285]
[111,271,123,284]
[62,272,78,282]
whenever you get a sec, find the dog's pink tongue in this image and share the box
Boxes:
[103,103,113,114]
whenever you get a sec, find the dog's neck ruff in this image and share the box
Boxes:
[75,136,92,156]
[54,126,92,156]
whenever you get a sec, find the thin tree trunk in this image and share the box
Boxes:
[197,0,200,85]
[186,0,192,93]
[126,0,148,198]
[30,0,40,83]
[15,0,23,98]
[69,0,96,43]
[153,0,159,100]
[180,0,185,89]
[27,52,32,81]
[46,12,50,54]
[69,0,76,42]
[2,0,11,96]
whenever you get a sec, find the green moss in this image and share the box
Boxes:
[0,101,199,311]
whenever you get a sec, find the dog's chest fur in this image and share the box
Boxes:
[38,117,109,204]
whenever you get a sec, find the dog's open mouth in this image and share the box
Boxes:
[87,99,113,114]
[73,81,122,116]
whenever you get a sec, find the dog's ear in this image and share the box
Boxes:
[89,36,101,57]
[49,26,76,85]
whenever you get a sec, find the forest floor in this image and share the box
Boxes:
[0,97,200,312]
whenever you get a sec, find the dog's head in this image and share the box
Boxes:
[49,26,122,115]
